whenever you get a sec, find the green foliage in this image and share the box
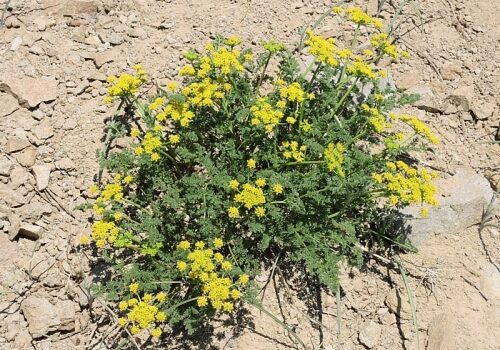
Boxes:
[81,7,440,346]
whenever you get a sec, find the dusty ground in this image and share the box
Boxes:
[0,0,498,349]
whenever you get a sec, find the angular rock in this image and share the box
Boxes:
[408,86,443,113]
[480,263,500,302]
[403,167,495,246]
[42,0,97,16]
[0,157,13,176]
[18,223,43,240]
[32,164,52,191]
[471,101,495,120]
[427,312,455,350]
[55,158,76,170]
[0,93,19,117]
[5,137,30,153]
[358,320,382,349]
[7,213,21,240]
[15,148,37,167]
[0,78,58,108]
[0,185,25,207]
[21,296,75,338]
[94,50,117,68]
[10,37,23,51]
[440,63,462,81]
[10,166,29,188]
[445,85,474,112]
[32,120,54,140]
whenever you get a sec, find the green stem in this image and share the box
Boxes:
[332,78,359,116]
[256,53,272,92]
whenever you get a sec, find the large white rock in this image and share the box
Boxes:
[21,296,75,338]
[0,78,58,108]
[403,167,495,246]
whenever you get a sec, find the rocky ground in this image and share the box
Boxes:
[0,0,498,349]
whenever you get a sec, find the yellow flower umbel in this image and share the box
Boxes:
[282,141,307,162]
[105,65,147,102]
[373,161,439,212]
[304,29,338,67]
[117,285,167,339]
[234,183,266,210]
[323,142,346,177]
[176,240,247,313]
[399,114,440,144]
[250,98,284,133]
[280,82,310,103]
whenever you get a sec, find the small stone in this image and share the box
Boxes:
[94,50,117,68]
[5,137,30,153]
[32,110,45,121]
[358,320,382,349]
[29,44,45,55]
[395,71,420,90]
[0,93,20,117]
[33,16,49,31]
[21,296,76,338]
[32,120,54,140]
[408,86,443,113]
[16,148,37,167]
[7,213,21,240]
[32,164,52,191]
[0,157,13,176]
[9,166,29,188]
[0,77,58,108]
[386,289,412,319]
[471,101,495,120]
[5,16,21,28]
[55,158,76,170]
[480,263,500,302]
[10,37,23,51]
[440,63,462,81]
[17,223,43,240]
[42,0,97,16]
[446,85,474,111]
[105,33,124,46]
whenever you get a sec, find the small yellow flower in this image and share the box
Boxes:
[156,292,167,302]
[286,116,296,124]
[255,178,266,188]
[420,207,429,218]
[223,302,234,312]
[231,289,241,300]
[131,128,140,138]
[89,184,99,194]
[197,296,208,307]
[155,311,167,322]
[129,282,139,294]
[272,184,284,195]
[118,317,127,327]
[151,328,162,338]
[151,152,160,162]
[247,159,256,169]
[226,35,241,46]
[221,261,232,271]
[169,134,180,144]
[177,261,187,272]
[239,274,249,285]
[195,241,205,249]
[113,212,123,221]
[134,146,144,156]
[79,235,90,245]
[166,82,178,92]
[177,240,191,250]
[131,325,140,335]
[118,301,128,311]
[254,206,266,217]
[213,238,223,249]
[229,179,239,189]
[228,206,240,218]
[143,293,152,303]
[124,175,134,184]
[214,252,224,262]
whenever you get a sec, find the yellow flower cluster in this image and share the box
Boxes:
[282,140,307,162]
[341,7,383,29]
[262,40,287,53]
[104,65,147,103]
[373,161,439,209]
[117,283,167,339]
[97,182,124,202]
[182,78,225,107]
[347,57,377,80]
[91,220,120,248]
[399,114,439,144]
[280,82,311,103]
[212,47,245,74]
[371,33,399,59]
[135,132,162,161]
[176,239,248,312]
[305,29,338,66]
[361,103,392,133]
[250,98,284,133]
[157,100,195,127]
[323,142,346,177]
[234,183,266,210]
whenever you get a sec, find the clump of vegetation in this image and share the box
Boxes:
[81,5,439,346]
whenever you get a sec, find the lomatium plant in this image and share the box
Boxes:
[81,6,439,344]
